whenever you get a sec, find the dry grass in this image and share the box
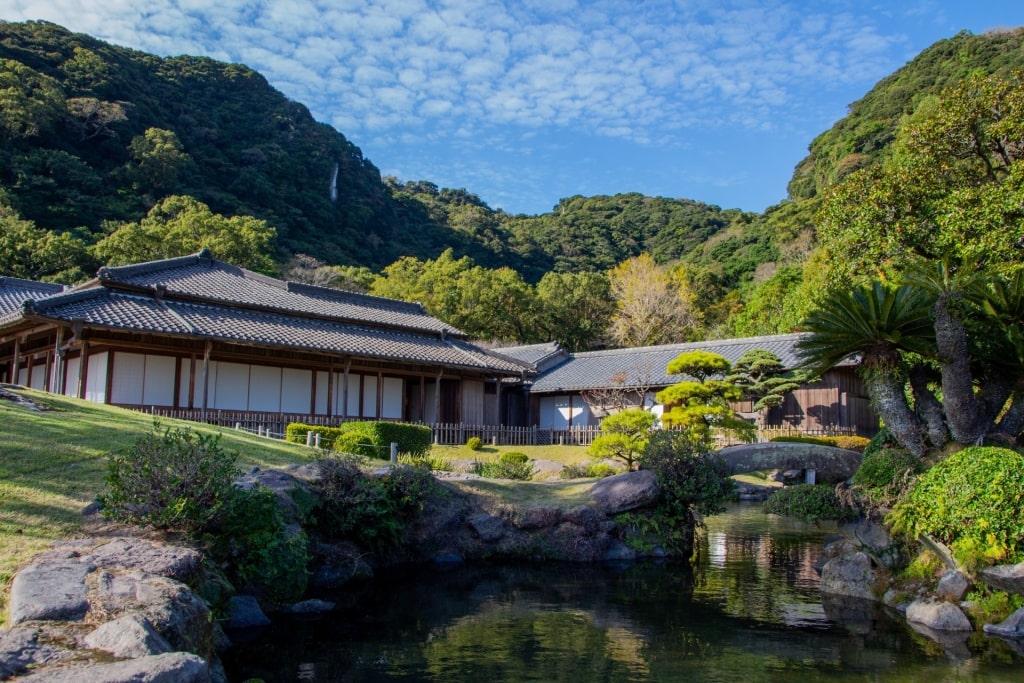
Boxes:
[0,387,315,627]
[446,478,596,510]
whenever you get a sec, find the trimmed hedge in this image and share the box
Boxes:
[769,434,871,452]
[338,421,433,459]
[285,423,344,447]
[286,421,432,459]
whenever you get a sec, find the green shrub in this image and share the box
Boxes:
[963,588,1024,624]
[862,428,898,460]
[466,436,483,451]
[208,485,309,601]
[337,421,433,459]
[763,484,857,522]
[312,457,440,553]
[768,435,872,451]
[640,430,736,516]
[285,423,344,448]
[901,550,944,581]
[472,452,534,480]
[888,447,1024,568]
[853,446,921,490]
[770,435,832,447]
[100,422,239,535]
[398,453,452,471]
[560,462,621,479]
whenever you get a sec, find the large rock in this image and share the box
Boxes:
[936,570,973,603]
[88,538,202,582]
[467,512,507,541]
[0,627,65,679]
[9,559,95,625]
[979,562,1024,594]
[84,615,173,659]
[234,467,314,524]
[983,606,1024,638]
[17,652,210,683]
[590,470,659,514]
[819,552,881,600]
[906,599,973,631]
[225,595,271,629]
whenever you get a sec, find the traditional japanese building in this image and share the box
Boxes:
[0,250,529,427]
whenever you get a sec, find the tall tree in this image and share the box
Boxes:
[726,349,810,429]
[92,195,276,273]
[608,253,700,347]
[533,270,614,351]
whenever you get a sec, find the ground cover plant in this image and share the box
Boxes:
[0,388,314,627]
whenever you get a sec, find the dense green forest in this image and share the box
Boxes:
[2,20,1023,350]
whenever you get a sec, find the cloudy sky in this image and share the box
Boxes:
[3,1,1021,215]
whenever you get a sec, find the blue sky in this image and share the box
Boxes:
[3,1,1022,215]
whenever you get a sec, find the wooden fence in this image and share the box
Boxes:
[142,407,865,448]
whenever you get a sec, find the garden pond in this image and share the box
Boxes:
[223,502,1024,682]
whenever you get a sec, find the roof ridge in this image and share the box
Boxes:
[98,251,211,281]
[0,277,66,292]
[285,280,431,315]
[570,333,808,358]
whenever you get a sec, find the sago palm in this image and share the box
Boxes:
[796,282,935,455]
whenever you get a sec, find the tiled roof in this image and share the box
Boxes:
[529,333,815,393]
[21,287,527,374]
[492,342,565,368]
[96,251,462,337]
[0,277,64,318]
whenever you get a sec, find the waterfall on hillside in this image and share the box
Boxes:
[329,163,339,202]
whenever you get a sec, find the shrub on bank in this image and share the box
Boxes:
[100,421,238,534]
[852,446,921,493]
[763,484,857,522]
[559,462,621,479]
[888,446,1024,570]
[472,451,534,480]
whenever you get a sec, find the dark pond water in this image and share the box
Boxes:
[222,503,1024,682]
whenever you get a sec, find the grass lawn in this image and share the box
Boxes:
[0,387,316,627]
[429,443,593,466]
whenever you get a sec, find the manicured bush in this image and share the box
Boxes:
[861,427,899,459]
[472,452,534,480]
[337,421,433,459]
[768,435,872,451]
[888,446,1024,570]
[852,446,921,491]
[559,462,621,479]
[285,422,344,448]
[763,484,857,522]
[770,435,832,447]
[100,421,239,534]
[466,436,483,451]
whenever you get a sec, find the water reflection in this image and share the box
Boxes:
[222,503,1024,682]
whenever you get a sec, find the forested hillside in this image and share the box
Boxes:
[2,20,1023,349]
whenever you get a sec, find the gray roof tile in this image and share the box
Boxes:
[97,251,462,336]
[0,277,64,317]
[529,333,813,393]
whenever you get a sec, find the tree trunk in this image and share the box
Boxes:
[994,389,1024,439]
[909,365,948,449]
[934,294,986,444]
[867,370,926,457]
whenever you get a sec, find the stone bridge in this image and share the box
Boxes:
[716,442,863,484]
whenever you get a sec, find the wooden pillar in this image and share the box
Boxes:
[434,370,443,423]
[309,368,318,415]
[49,329,65,394]
[104,351,115,404]
[76,341,90,399]
[419,375,425,422]
[200,341,212,416]
[187,353,197,409]
[10,336,20,385]
[342,359,351,420]
[376,370,383,419]
[496,379,503,427]
[173,357,182,409]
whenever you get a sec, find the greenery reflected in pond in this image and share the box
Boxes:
[222,503,1024,682]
